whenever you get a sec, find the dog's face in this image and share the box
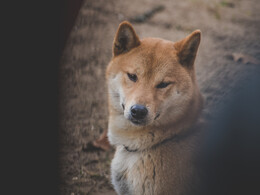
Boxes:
[107,21,201,127]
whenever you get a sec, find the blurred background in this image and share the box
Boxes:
[58,0,260,194]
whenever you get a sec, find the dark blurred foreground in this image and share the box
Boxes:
[199,71,260,195]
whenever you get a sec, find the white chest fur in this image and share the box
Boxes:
[111,146,140,195]
[111,145,161,195]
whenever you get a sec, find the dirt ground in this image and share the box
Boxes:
[58,0,260,194]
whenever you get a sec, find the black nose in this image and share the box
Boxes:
[130,105,148,120]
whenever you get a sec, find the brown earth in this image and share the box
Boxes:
[58,0,260,194]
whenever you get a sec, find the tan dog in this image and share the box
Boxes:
[107,21,204,195]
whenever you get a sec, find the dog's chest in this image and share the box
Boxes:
[110,138,201,195]
[111,147,157,195]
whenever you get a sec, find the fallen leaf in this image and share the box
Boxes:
[231,53,260,65]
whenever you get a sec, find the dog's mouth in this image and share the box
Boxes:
[129,117,147,126]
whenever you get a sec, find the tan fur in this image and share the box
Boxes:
[107,21,204,195]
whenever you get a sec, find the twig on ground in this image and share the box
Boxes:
[129,5,165,23]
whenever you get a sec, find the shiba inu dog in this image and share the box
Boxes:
[106,21,204,195]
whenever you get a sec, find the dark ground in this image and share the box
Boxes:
[58,0,260,194]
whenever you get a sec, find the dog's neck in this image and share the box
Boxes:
[108,112,204,153]
[122,115,204,153]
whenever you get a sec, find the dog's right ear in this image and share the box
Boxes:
[113,21,140,57]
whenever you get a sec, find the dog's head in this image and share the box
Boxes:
[107,21,203,127]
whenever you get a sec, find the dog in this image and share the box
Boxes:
[106,21,204,195]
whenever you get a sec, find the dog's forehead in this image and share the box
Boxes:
[129,38,179,76]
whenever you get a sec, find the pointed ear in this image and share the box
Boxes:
[113,21,141,57]
[174,30,201,67]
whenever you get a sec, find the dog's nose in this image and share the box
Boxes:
[130,105,148,120]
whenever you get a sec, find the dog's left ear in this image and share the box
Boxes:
[174,30,201,68]
[113,21,140,57]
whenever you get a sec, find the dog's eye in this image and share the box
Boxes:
[127,73,138,82]
[156,82,171,89]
